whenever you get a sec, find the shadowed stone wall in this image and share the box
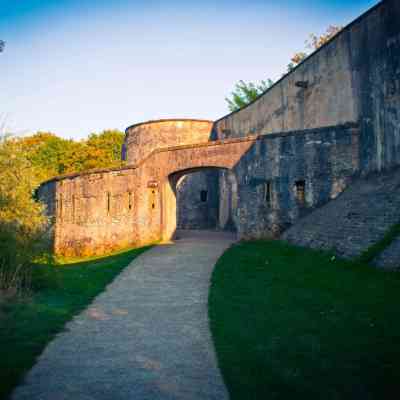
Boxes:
[282,167,400,261]
[230,124,360,239]
[176,170,219,230]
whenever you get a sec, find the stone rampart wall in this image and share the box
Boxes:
[39,124,359,256]
[37,0,400,257]
[282,167,400,260]
[213,0,400,173]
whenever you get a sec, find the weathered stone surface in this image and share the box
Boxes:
[39,125,359,257]
[37,0,400,258]
[282,167,400,259]
[227,125,360,239]
[124,119,219,234]
[176,170,219,230]
[124,119,213,165]
[213,0,400,174]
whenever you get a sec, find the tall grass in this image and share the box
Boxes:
[0,222,50,297]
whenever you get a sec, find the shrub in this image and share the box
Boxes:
[0,135,49,297]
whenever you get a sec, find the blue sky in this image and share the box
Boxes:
[0,0,379,139]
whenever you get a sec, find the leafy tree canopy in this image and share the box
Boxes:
[15,129,125,182]
[0,135,49,292]
[225,79,274,112]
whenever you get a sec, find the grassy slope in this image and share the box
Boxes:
[357,223,400,265]
[209,240,400,400]
[0,246,149,400]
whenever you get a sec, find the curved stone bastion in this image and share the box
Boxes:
[38,0,400,257]
[123,119,214,165]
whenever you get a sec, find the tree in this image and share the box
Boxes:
[287,25,342,71]
[225,79,274,112]
[0,135,49,295]
[16,129,125,181]
[0,40,4,53]
[0,128,125,296]
[85,130,125,170]
[17,132,73,180]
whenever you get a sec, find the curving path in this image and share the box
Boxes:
[12,230,235,400]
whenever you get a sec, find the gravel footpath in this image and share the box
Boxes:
[12,230,235,400]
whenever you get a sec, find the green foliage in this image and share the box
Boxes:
[78,129,125,171]
[225,79,274,112]
[0,40,4,53]
[0,136,49,295]
[18,132,73,180]
[0,129,125,296]
[209,240,400,399]
[86,130,125,163]
[16,129,125,182]
[0,245,150,400]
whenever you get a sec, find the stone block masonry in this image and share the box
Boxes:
[282,167,400,259]
[39,124,359,257]
[213,0,400,174]
[38,0,400,258]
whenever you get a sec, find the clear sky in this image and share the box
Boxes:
[0,0,379,139]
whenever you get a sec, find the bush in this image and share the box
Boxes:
[0,135,49,297]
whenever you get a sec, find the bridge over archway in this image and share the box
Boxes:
[136,136,258,241]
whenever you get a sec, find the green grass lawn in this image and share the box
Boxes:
[0,246,149,400]
[209,240,400,400]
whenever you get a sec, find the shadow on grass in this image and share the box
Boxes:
[0,245,151,400]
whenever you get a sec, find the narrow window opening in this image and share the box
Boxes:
[151,189,156,210]
[295,180,306,205]
[107,192,111,213]
[128,192,132,210]
[264,181,272,207]
[200,190,208,203]
[72,194,76,222]
[59,194,63,219]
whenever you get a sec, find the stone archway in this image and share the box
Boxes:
[175,170,220,231]
[161,167,238,241]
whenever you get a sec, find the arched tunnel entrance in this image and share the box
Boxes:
[161,167,238,241]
